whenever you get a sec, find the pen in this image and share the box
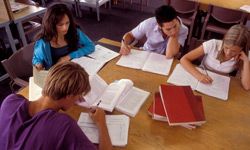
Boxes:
[97,100,102,106]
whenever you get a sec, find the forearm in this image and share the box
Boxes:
[180,57,204,80]
[241,60,250,90]
[98,124,112,150]
[122,32,135,45]
[165,36,180,58]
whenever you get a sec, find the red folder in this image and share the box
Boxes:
[159,84,206,126]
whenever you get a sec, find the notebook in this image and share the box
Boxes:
[167,64,230,100]
[78,113,129,147]
[159,84,206,126]
[116,49,173,76]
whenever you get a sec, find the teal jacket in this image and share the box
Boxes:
[32,29,95,70]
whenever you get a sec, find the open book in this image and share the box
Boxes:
[29,77,42,101]
[116,49,173,76]
[78,113,129,147]
[72,45,119,75]
[78,74,150,117]
[167,64,230,100]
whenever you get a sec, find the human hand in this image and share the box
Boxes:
[35,64,45,70]
[198,73,213,84]
[89,108,106,127]
[58,55,71,63]
[120,40,131,55]
[238,51,249,63]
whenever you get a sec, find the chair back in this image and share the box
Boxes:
[1,43,34,87]
[210,6,246,24]
[167,0,198,14]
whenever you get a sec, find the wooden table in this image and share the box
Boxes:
[195,0,250,10]
[12,4,46,46]
[19,38,250,150]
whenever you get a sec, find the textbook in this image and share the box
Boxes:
[159,84,206,126]
[148,92,168,122]
[116,49,173,76]
[78,113,130,147]
[71,56,106,76]
[167,64,230,100]
[78,74,150,116]
[72,45,119,75]
[88,44,120,63]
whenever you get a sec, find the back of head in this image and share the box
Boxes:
[42,62,90,100]
[155,5,177,26]
[224,24,250,54]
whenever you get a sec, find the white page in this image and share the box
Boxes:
[95,80,129,112]
[88,45,119,63]
[240,5,250,13]
[116,49,150,69]
[29,77,42,101]
[196,70,230,100]
[142,53,173,75]
[71,56,106,75]
[167,64,198,89]
[82,74,108,105]
[78,113,130,147]
[33,67,48,88]
[116,87,150,117]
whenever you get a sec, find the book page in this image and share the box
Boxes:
[116,49,150,69]
[240,5,250,13]
[96,81,128,112]
[71,56,106,75]
[33,67,48,88]
[196,71,230,100]
[78,113,130,147]
[167,64,198,89]
[116,87,150,117]
[88,45,119,63]
[29,77,42,101]
[142,52,173,75]
[83,74,108,105]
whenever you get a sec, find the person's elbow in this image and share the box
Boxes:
[242,84,250,91]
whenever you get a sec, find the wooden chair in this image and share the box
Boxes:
[166,0,199,46]
[200,5,247,40]
[1,43,34,91]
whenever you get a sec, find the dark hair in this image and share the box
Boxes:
[36,3,78,51]
[155,5,177,26]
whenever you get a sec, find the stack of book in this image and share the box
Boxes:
[148,84,206,129]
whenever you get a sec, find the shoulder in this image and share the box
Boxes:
[0,94,27,113]
[142,17,157,27]
[203,39,222,53]
[177,17,188,34]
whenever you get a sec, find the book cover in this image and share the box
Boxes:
[159,84,206,126]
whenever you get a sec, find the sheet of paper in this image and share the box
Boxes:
[78,113,130,147]
[142,53,173,75]
[240,5,250,13]
[33,67,48,88]
[116,49,149,69]
[116,87,150,117]
[196,71,230,100]
[167,64,198,89]
[29,77,42,101]
[71,56,106,75]
[88,45,119,63]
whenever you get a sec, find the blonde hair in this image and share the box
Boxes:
[42,62,90,100]
[217,24,250,61]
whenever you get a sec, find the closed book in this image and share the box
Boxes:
[159,84,206,126]
[148,92,168,122]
